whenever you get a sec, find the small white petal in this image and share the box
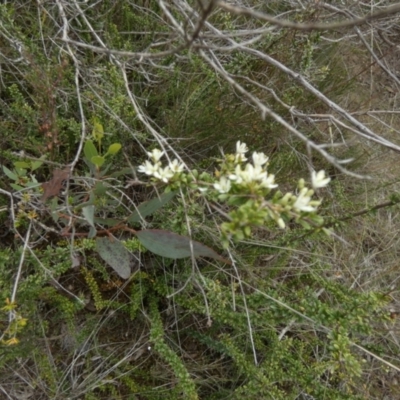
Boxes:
[293,188,316,212]
[311,170,330,189]
[169,159,184,173]
[154,166,174,183]
[229,165,244,183]
[252,152,269,167]
[214,176,231,193]
[236,141,248,155]
[260,174,278,189]
[247,164,267,182]
[138,160,159,176]
[147,149,164,163]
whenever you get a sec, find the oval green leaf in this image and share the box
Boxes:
[91,155,105,167]
[14,161,30,169]
[136,229,230,264]
[106,143,122,156]
[82,205,95,228]
[96,237,132,279]
[31,159,44,171]
[128,191,176,223]
[84,140,98,161]
[10,183,24,191]
[2,165,18,180]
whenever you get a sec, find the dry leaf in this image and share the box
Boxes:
[41,167,70,201]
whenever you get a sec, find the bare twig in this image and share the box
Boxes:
[218,1,400,32]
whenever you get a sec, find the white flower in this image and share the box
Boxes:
[147,148,164,163]
[234,141,248,163]
[311,170,330,189]
[229,164,245,183]
[236,141,248,155]
[260,173,278,189]
[293,188,318,212]
[154,166,174,183]
[168,159,185,173]
[243,164,267,182]
[252,152,269,167]
[229,164,274,187]
[138,160,160,176]
[214,176,231,193]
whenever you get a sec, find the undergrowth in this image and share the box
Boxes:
[1,1,400,400]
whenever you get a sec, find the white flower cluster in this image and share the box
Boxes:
[138,149,184,183]
[136,141,331,244]
[214,141,277,193]
[138,142,330,217]
[214,142,330,214]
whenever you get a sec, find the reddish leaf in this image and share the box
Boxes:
[41,167,71,201]
[136,229,231,264]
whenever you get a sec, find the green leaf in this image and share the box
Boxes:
[31,159,44,171]
[82,205,95,228]
[15,167,27,176]
[98,163,112,177]
[96,237,132,279]
[50,198,59,222]
[106,143,122,156]
[84,140,98,162]
[128,191,176,223]
[136,229,230,264]
[75,192,96,210]
[298,220,311,229]
[25,181,40,189]
[14,161,30,169]
[2,166,18,180]
[94,181,108,196]
[91,155,105,167]
[88,226,97,239]
[10,183,24,191]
